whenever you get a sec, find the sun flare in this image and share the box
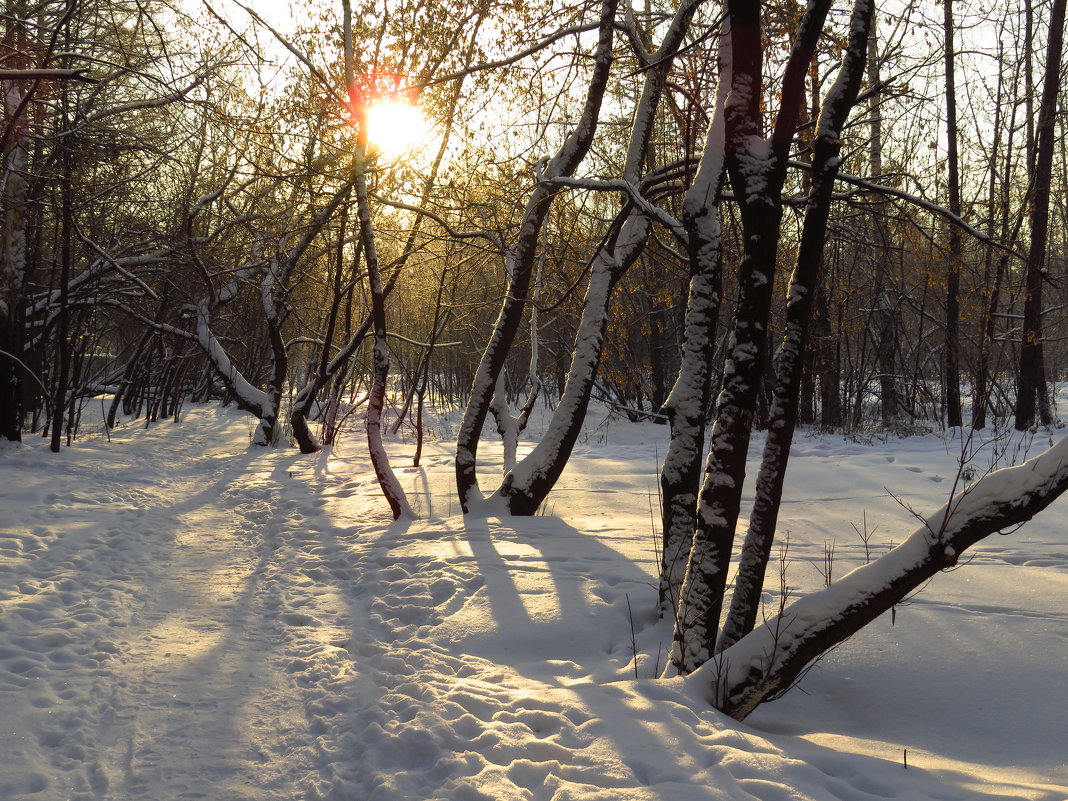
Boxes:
[364,99,431,159]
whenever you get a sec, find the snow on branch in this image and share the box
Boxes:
[537,175,685,240]
[700,434,1068,720]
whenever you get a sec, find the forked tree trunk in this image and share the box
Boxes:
[291,215,358,453]
[671,0,835,676]
[291,293,380,454]
[498,216,646,514]
[478,0,702,517]
[454,0,618,512]
[717,0,874,652]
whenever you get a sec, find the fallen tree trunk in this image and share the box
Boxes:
[696,433,1068,720]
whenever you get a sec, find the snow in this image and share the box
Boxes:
[1,403,1066,800]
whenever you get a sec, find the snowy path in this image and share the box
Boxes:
[2,406,1066,800]
[0,415,324,799]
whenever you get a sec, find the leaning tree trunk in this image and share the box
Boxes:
[701,432,1068,719]
[455,0,618,512]
[492,0,703,517]
[498,214,647,514]
[718,0,874,652]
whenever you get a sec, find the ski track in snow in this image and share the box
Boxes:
[1,406,1066,800]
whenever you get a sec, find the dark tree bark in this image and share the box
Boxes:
[718,0,874,651]
[866,19,899,428]
[49,71,75,453]
[942,0,963,429]
[972,44,1010,431]
[671,0,835,676]
[1014,0,1063,430]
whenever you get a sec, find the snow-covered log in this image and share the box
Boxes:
[698,433,1068,720]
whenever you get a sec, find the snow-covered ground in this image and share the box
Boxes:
[1,402,1066,801]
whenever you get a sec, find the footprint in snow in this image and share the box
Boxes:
[280,611,321,627]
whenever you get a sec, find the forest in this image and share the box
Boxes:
[3,0,1068,798]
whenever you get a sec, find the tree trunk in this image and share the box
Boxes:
[499,216,645,514]
[1014,0,1063,430]
[659,26,731,615]
[345,0,413,520]
[455,0,618,512]
[701,433,1068,719]
[0,88,28,443]
[866,20,899,428]
[942,0,963,429]
[718,0,873,651]
[50,76,74,453]
[671,0,835,676]
[485,0,701,517]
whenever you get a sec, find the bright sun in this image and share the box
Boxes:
[364,99,431,159]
